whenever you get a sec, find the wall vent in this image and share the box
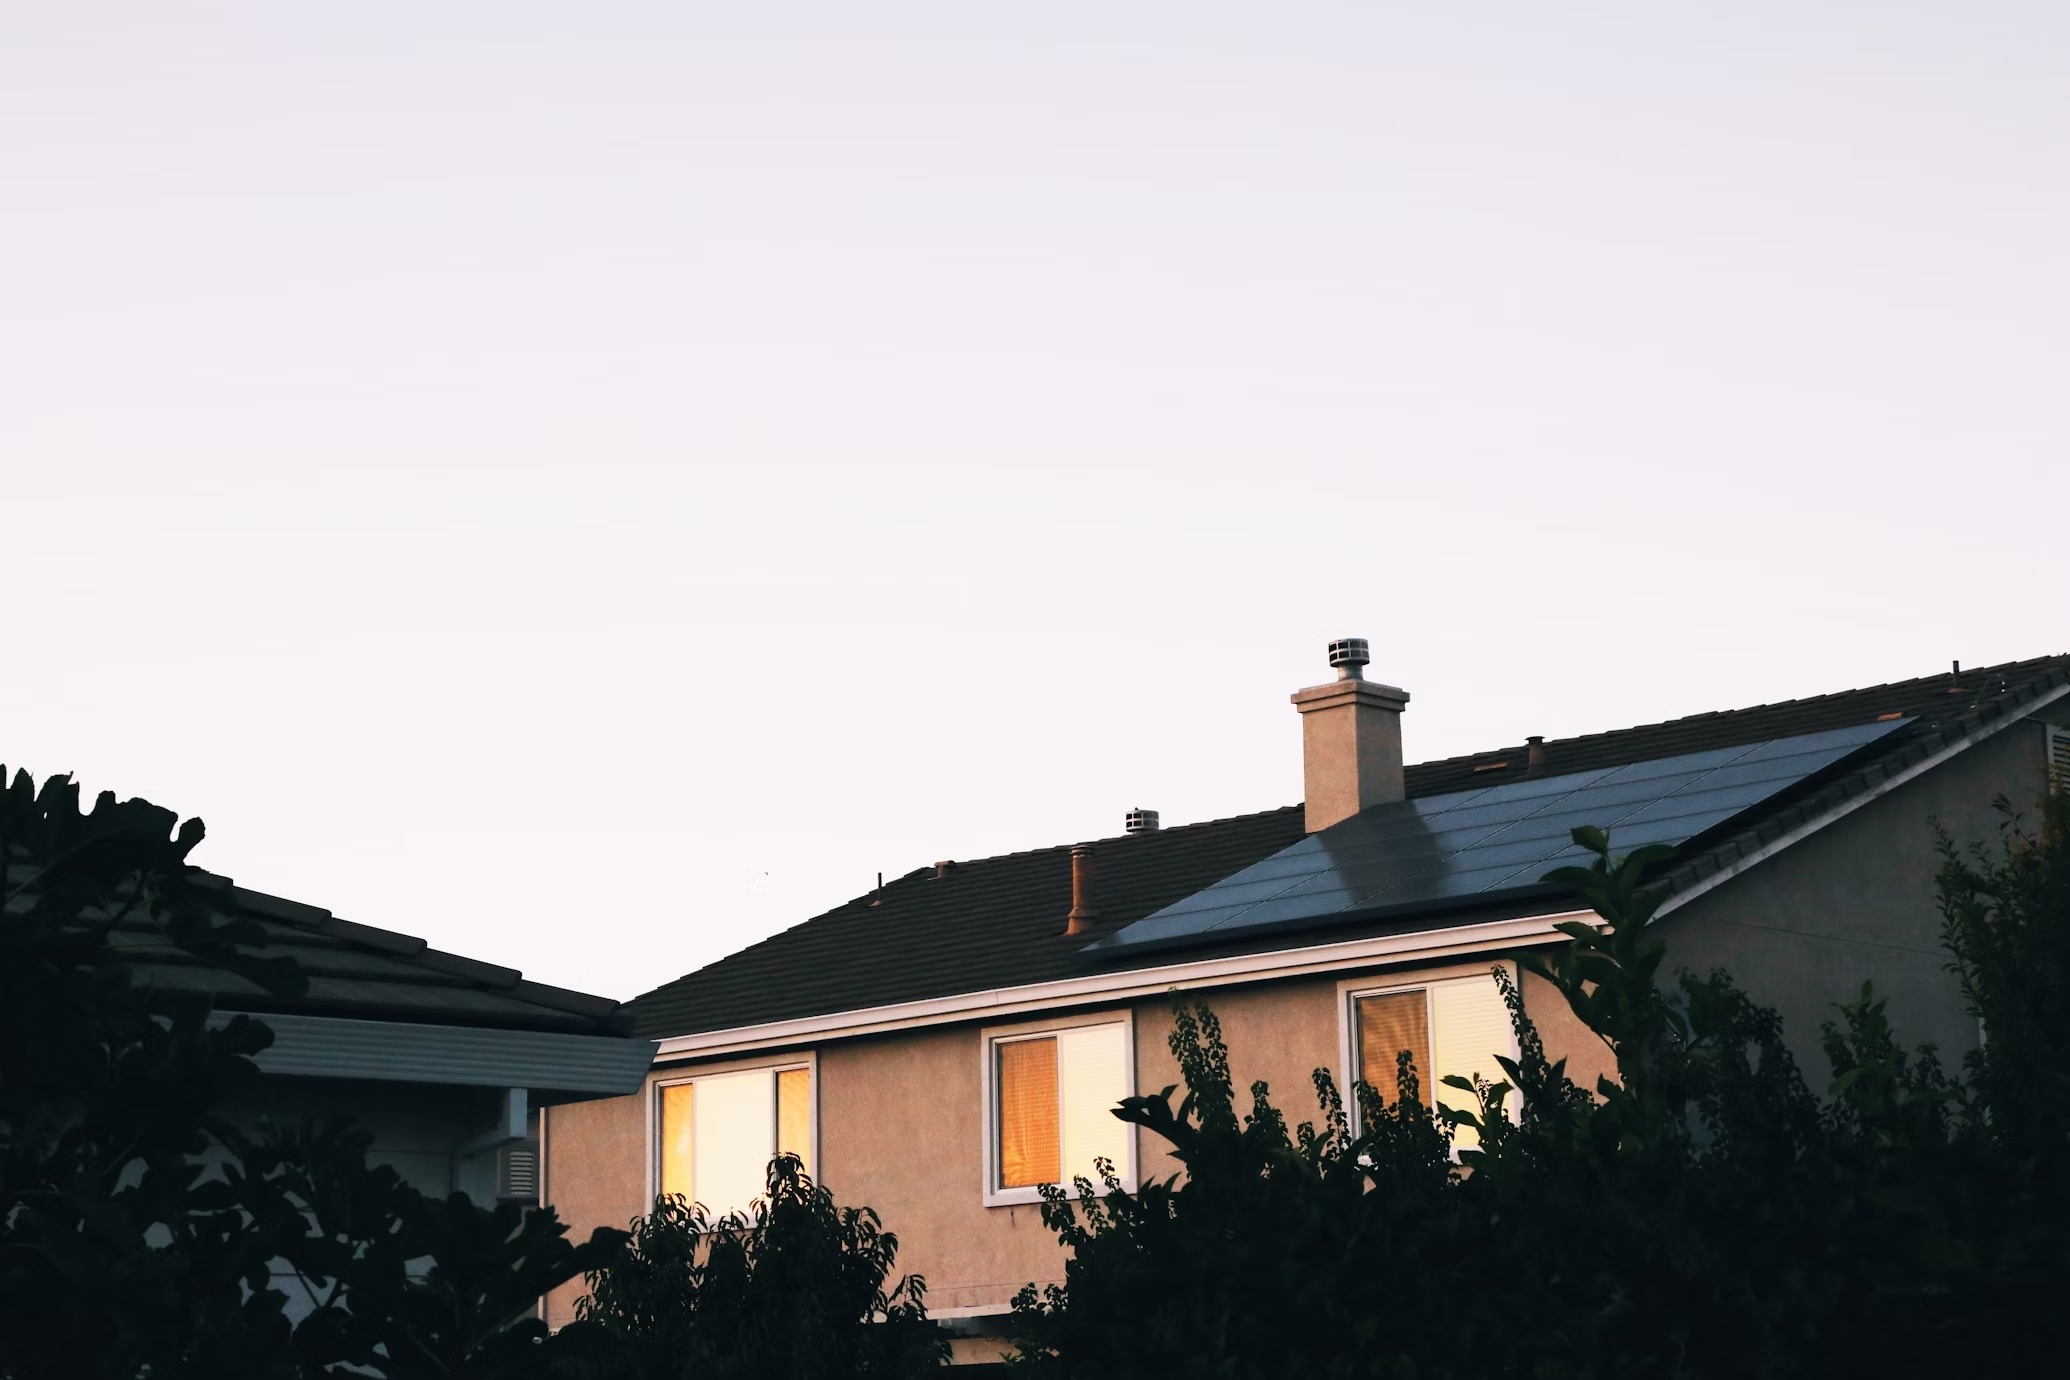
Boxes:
[497,1140,540,1202]
[2049,725,2070,795]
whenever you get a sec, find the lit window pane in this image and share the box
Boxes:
[690,1068,776,1217]
[659,1082,694,1202]
[1057,1024,1128,1185]
[777,1067,812,1175]
[997,1037,1061,1188]
[1357,991,1432,1107]
[1430,978,1515,1150]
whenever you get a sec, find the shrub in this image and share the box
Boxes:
[564,1154,947,1379]
[1009,824,2070,1378]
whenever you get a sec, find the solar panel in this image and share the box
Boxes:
[1083,717,1912,959]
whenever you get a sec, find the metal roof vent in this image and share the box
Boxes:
[1327,638,1370,681]
[1124,808,1161,834]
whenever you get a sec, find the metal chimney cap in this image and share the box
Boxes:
[1327,638,1370,680]
[1124,808,1161,834]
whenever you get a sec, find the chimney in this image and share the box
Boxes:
[1526,735,1546,776]
[1123,808,1160,834]
[1290,638,1410,833]
[1066,844,1100,935]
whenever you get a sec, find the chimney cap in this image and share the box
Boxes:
[1124,808,1161,834]
[1327,638,1370,680]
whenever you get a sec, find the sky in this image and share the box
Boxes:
[3,2,2065,1001]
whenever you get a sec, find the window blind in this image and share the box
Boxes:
[995,1023,1129,1191]
[1354,975,1517,1146]
[1057,1025,1129,1184]
[1429,978,1516,1150]
[657,1065,812,1215]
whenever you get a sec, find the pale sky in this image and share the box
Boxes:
[3,3,2064,1001]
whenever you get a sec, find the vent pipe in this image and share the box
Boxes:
[1066,844,1100,935]
[1124,808,1160,834]
[1526,735,1546,776]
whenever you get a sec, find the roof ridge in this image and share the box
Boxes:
[1406,653,2070,772]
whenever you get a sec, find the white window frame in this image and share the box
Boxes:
[645,1050,819,1210]
[1336,966,1521,1142]
[979,1010,1138,1208]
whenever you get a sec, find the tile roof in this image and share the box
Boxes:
[629,654,2070,1041]
[119,875,631,1036]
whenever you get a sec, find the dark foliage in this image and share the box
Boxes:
[1936,791,2070,1152]
[1010,820,2070,1378]
[563,1154,947,1379]
[0,768,617,1379]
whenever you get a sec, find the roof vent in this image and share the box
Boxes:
[1526,735,1547,776]
[496,1141,540,1202]
[1327,638,1370,681]
[1124,808,1160,834]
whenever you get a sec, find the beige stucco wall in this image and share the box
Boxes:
[541,953,1585,1346]
[1660,713,2057,1083]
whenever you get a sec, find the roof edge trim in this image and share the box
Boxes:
[210,1011,657,1102]
[1658,681,2070,919]
[649,909,1594,1062]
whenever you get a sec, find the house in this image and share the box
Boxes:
[120,872,657,1312]
[541,646,2070,1366]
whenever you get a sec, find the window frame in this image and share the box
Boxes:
[646,1051,819,1212]
[1336,966,1521,1141]
[979,1010,1137,1208]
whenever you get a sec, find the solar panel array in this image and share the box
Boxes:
[1084,717,1911,958]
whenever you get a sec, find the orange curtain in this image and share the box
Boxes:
[659,1082,695,1201]
[1358,991,1432,1108]
[998,1038,1061,1188]
[777,1067,812,1176]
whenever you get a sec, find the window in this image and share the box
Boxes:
[2048,725,2070,795]
[656,1062,812,1217]
[983,1019,1132,1205]
[1343,972,1518,1150]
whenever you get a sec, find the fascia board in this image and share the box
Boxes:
[209,1011,657,1101]
[650,910,1591,1062]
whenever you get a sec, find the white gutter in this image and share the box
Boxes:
[1657,684,2069,918]
[652,910,1589,1061]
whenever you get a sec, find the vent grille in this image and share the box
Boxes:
[497,1141,540,1201]
[2049,726,2070,796]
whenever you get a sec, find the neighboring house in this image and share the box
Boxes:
[543,647,2070,1367]
[110,871,656,1323]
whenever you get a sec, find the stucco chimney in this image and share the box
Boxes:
[1290,638,1410,833]
[1066,844,1100,935]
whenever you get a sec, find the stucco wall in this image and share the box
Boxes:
[542,1078,662,1327]
[1660,714,2056,1082]
[541,953,1582,1347]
